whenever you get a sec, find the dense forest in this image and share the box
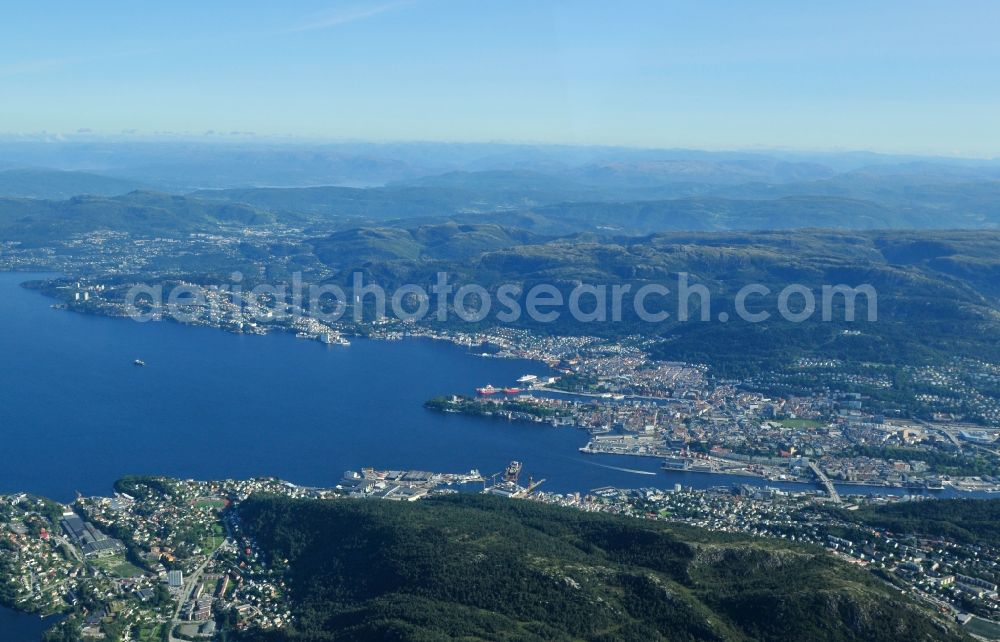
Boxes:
[311,228,1000,376]
[831,498,1000,547]
[236,494,968,641]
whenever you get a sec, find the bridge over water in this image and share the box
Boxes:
[807,460,841,504]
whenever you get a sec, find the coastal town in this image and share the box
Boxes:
[0,477,314,641]
[3,252,998,496]
[417,328,1000,495]
[5,232,1000,639]
[5,6,1000,639]
[4,466,1000,641]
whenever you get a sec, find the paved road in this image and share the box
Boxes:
[54,535,82,563]
[807,460,842,504]
[167,539,230,642]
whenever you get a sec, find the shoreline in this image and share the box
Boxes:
[9,273,1000,500]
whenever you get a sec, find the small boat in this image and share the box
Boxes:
[476,384,499,395]
[133,359,146,367]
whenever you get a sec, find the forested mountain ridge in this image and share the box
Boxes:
[0,191,274,244]
[298,228,1000,377]
[236,494,968,641]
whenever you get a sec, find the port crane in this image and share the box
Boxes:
[483,462,545,497]
[514,475,546,497]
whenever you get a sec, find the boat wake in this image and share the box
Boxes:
[580,460,657,476]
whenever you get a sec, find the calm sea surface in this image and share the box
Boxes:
[0,272,975,501]
[0,271,985,638]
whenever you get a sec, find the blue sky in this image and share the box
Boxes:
[1,1,998,155]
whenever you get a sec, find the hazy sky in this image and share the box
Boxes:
[1,1,998,155]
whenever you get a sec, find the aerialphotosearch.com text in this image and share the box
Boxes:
[125,271,878,326]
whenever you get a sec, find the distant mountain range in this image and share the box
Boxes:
[0,168,148,199]
[2,175,1000,246]
[4,143,1000,383]
[0,139,996,194]
[0,142,998,236]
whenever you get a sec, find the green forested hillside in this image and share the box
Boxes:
[831,499,1000,547]
[0,191,274,244]
[237,494,967,642]
[302,228,1000,376]
[311,222,540,264]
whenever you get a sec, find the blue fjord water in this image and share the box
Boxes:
[0,271,977,637]
[0,272,966,501]
[0,272,674,500]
